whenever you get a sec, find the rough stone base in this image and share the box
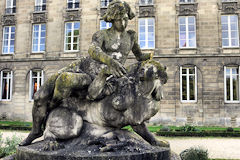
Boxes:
[17,141,170,160]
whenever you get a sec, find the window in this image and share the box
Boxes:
[29,70,44,100]
[64,22,80,52]
[100,20,112,30]
[5,0,16,14]
[179,16,196,48]
[67,0,79,9]
[139,0,153,5]
[180,66,197,102]
[222,0,237,2]
[32,24,46,53]
[221,15,239,48]
[35,0,46,12]
[139,18,155,49]
[224,66,240,103]
[0,70,13,101]
[101,0,112,7]
[179,0,195,2]
[2,26,15,54]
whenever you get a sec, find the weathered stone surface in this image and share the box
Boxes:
[17,129,170,160]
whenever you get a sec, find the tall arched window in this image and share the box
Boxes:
[29,69,44,100]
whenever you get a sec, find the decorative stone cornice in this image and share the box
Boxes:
[177,3,198,15]
[139,5,155,17]
[1,14,16,26]
[31,12,48,24]
[219,1,239,13]
[64,9,81,21]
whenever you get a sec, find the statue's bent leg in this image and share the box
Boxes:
[20,73,59,146]
[52,72,92,104]
[131,123,169,148]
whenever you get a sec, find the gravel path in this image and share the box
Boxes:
[1,131,240,159]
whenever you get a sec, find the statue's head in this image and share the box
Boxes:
[103,0,135,32]
[138,60,168,101]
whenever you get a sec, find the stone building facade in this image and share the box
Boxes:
[0,0,240,127]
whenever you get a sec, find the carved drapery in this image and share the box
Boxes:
[1,15,16,26]
[139,6,155,17]
[177,3,198,15]
[64,10,81,21]
[219,2,239,13]
[31,12,48,24]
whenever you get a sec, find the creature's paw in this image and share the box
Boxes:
[152,139,170,148]
[43,140,64,151]
[19,132,43,146]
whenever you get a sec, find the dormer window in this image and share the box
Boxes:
[5,0,16,14]
[101,0,112,8]
[35,0,46,12]
[139,0,153,5]
[67,0,79,9]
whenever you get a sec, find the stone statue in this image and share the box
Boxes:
[18,1,171,159]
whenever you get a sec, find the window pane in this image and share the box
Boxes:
[179,17,185,24]
[148,41,154,48]
[221,16,228,23]
[231,39,238,46]
[148,18,154,25]
[180,25,186,31]
[182,75,187,100]
[222,31,228,38]
[180,40,186,47]
[180,32,186,40]
[230,15,238,23]
[148,32,154,41]
[222,24,228,31]
[188,17,195,24]
[233,75,239,101]
[139,19,145,25]
[140,26,145,32]
[226,75,231,101]
[231,31,238,38]
[189,32,195,39]
[222,39,229,46]
[182,68,187,74]
[188,25,195,31]
[189,39,196,47]
[189,75,195,100]
[140,41,146,48]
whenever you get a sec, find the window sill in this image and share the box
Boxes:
[64,50,79,53]
[66,8,80,11]
[222,47,239,49]
[33,10,47,13]
[224,101,240,104]
[1,53,14,56]
[139,4,154,6]
[179,47,197,50]
[4,13,16,16]
[181,100,197,103]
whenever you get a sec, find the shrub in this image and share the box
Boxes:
[176,125,197,132]
[0,133,22,158]
[160,126,171,132]
[226,127,234,132]
[180,147,208,160]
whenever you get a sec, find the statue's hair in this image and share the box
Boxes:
[103,0,135,22]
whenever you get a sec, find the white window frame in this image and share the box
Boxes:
[101,0,112,8]
[221,15,239,48]
[32,24,46,53]
[67,0,79,9]
[100,20,112,30]
[179,16,196,48]
[5,0,16,14]
[29,70,44,101]
[180,66,197,103]
[35,0,46,11]
[139,0,154,5]
[224,66,240,103]
[138,18,155,49]
[2,26,15,54]
[64,22,80,52]
[0,70,13,101]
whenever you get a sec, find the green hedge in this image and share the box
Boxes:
[156,131,240,137]
[0,121,32,131]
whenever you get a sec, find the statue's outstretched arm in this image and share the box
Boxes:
[88,31,126,78]
[130,30,152,61]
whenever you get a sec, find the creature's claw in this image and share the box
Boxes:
[43,140,64,151]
